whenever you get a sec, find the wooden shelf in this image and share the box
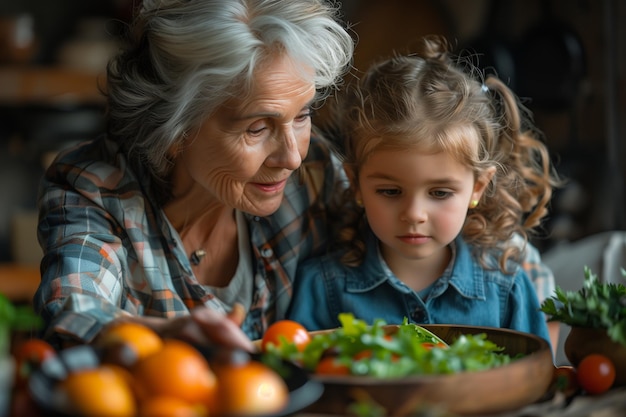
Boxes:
[0,66,105,106]
[0,263,40,303]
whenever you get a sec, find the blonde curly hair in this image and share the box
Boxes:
[329,35,560,273]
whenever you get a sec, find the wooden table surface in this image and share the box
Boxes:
[294,385,626,416]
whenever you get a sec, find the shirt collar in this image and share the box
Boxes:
[345,231,486,300]
[344,229,395,291]
[438,236,486,300]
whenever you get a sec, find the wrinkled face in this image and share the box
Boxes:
[172,54,316,216]
[356,148,489,271]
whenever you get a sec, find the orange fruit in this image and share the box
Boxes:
[138,396,205,417]
[97,322,163,362]
[261,320,311,352]
[212,357,289,416]
[58,364,137,417]
[133,339,217,409]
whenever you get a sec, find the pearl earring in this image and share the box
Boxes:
[469,200,479,209]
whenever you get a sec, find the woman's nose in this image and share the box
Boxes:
[268,126,304,170]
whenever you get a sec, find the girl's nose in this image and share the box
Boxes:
[401,198,427,224]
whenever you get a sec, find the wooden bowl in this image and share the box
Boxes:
[302,324,554,416]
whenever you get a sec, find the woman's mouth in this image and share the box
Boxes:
[251,178,288,194]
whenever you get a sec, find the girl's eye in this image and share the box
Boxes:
[431,190,452,199]
[376,188,401,197]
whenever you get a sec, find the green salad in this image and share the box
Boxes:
[262,313,513,378]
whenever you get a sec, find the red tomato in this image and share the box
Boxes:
[261,320,311,352]
[576,354,616,395]
[553,366,579,396]
[353,349,373,361]
[13,339,57,387]
[314,357,350,375]
[351,335,400,361]
[421,342,448,350]
[353,349,401,362]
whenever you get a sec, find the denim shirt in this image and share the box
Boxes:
[288,231,551,345]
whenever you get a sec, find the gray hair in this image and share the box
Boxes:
[105,0,354,177]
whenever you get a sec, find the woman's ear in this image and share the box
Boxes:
[167,136,186,159]
[470,166,496,207]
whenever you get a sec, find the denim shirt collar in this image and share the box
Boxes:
[345,229,486,300]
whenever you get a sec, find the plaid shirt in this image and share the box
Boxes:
[34,135,347,346]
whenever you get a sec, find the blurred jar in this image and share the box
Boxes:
[57,18,120,74]
[0,14,38,64]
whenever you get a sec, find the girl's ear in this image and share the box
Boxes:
[343,162,362,203]
[343,162,356,186]
[470,166,496,206]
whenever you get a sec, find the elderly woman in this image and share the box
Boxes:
[34,0,354,350]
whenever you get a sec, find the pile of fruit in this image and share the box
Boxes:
[11,322,289,417]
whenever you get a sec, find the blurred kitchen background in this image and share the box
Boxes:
[0,0,625,266]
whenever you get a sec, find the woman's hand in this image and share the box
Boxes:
[109,304,256,352]
[189,304,255,351]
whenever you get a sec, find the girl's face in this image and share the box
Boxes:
[356,148,491,271]
[171,54,316,216]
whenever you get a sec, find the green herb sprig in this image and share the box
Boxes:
[540,266,626,346]
[0,293,43,357]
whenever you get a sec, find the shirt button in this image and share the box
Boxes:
[412,309,425,322]
[253,216,261,222]
[261,248,273,258]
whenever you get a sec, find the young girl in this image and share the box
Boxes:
[287,35,559,344]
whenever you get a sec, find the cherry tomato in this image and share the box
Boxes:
[13,339,57,387]
[347,334,397,361]
[576,354,616,395]
[421,342,448,350]
[552,366,579,396]
[353,349,374,361]
[314,357,350,375]
[261,320,311,352]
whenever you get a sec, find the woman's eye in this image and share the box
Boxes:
[247,121,268,136]
[294,110,314,124]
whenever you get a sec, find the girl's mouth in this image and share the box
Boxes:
[398,234,431,245]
